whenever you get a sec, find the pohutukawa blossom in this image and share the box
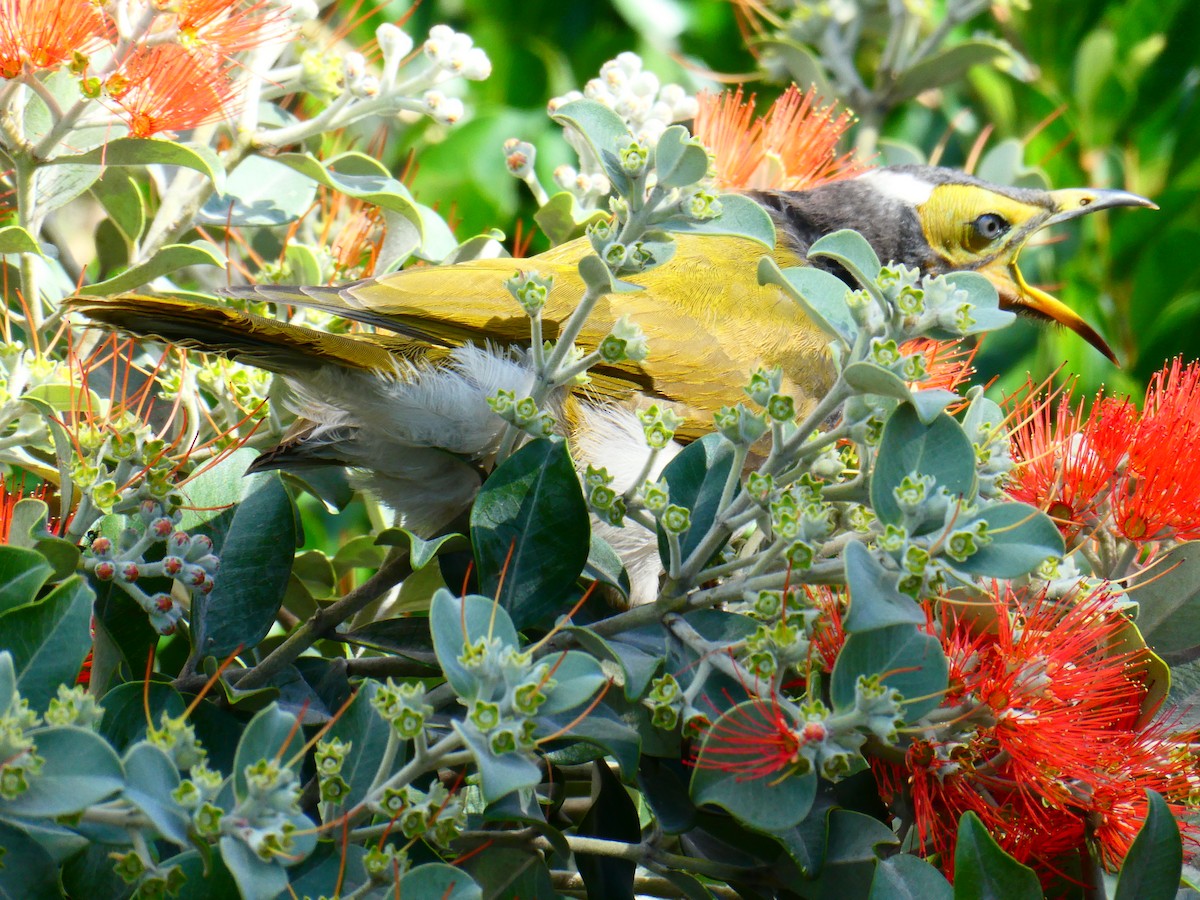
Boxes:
[902,337,977,395]
[0,0,111,79]
[1007,358,1200,544]
[167,0,291,63]
[106,45,240,138]
[692,84,865,192]
[873,583,1197,880]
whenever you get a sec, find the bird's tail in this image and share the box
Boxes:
[66,293,417,376]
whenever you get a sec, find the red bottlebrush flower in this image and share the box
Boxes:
[1112,359,1200,541]
[693,84,865,192]
[170,0,291,63]
[902,338,977,395]
[1006,386,1134,539]
[691,691,806,782]
[106,44,240,138]
[0,0,112,80]
[873,583,1196,881]
[805,585,846,673]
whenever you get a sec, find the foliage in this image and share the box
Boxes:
[0,0,1197,898]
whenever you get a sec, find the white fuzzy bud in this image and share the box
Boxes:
[461,46,491,80]
[424,90,464,125]
[376,23,414,62]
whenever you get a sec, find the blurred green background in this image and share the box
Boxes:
[346,0,1200,400]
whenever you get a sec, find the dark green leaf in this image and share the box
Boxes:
[870,854,953,899]
[471,439,589,629]
[0,575,92,710]
[0,819,62,899]
[461,847,555,900]
[953,811,1041,900]
[893,39,1028,100]
[98,681,186,751]
[584,533,632,601]
[831,624,948,720]
[578,759,640,900]
[1114,790,1183,900]
[658,433,738,567]
[0,546,53,615]
[91,171,145,245]
[1128,542,1200,655]
[194,472,295,660]
[540,702,640,778]
[399,863,482,899]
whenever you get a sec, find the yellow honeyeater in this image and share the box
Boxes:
[68,165,1153,596]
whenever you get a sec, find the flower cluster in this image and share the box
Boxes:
[873,584,1197,878]
[693,84,864,191]
[1007,358,1200,551]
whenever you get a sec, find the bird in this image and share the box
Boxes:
[68,165,1154,600]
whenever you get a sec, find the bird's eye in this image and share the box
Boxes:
[972,213,1009,241]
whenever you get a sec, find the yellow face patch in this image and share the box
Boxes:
[916,183,1048,268]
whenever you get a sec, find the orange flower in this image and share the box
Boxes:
[692,84,865,192]
[170,0,290,63]
[106,44,240,138]
[0,0,112,79]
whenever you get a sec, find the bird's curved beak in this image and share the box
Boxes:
[992,187,1157,365]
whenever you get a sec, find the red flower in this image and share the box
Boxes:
[0,0,111,79]
[693,84,865,192]
[691,690,807,782]
[106,44,240,138]
[169,0,290,63]
[873,584,1195,880]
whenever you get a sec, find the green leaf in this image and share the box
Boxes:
[0,225,42,256]
[583,534,631,601]
[870,853,953,899]
[808,229,883,288]
[0,819,61,899]
[85,242,226,295]
[2,499,79,581]
[453,718,541,804]
[0,546,53,615]
[831,624,948,720]
[808,809,902,896]
[1114,790,1183,900]
[122,741,190,846]
[341,616,437,666]
[953,812,1042,900]
[45,138,226,193]
[893,39,1028,101]
[0,575,93,711]
[759,257,857,344]
[578,253,616,294]
[577,759,640,898]
[34,164,101,216]
[755,37,835,101]
[273,152,423,240]
[199,154,318,226]
[399,863,483,900]
[534,191,610,245]
[951,502,1064,578]
[232,705,301,801]
[470,439,589,629]
[843,541,925,631]
[1128,542,1200,655]
[98,680,186,751]
[690,701,817,830]
[2,726,123,816]
[430,589,519,698]
[91,171,146,245]
[193,472,295,660]
[870,404,977,529]
[667,193,776,248]
[654,125,709,189]
[657,433,738,568]
[565,626,660,700]
[539,702,640,778]
[843,362,957,423]
[550,99,632,171]
[940,271,1014,335]
[537,650,606,715]
[218,835,288,900]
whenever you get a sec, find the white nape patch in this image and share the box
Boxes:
[856,169,934,206]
